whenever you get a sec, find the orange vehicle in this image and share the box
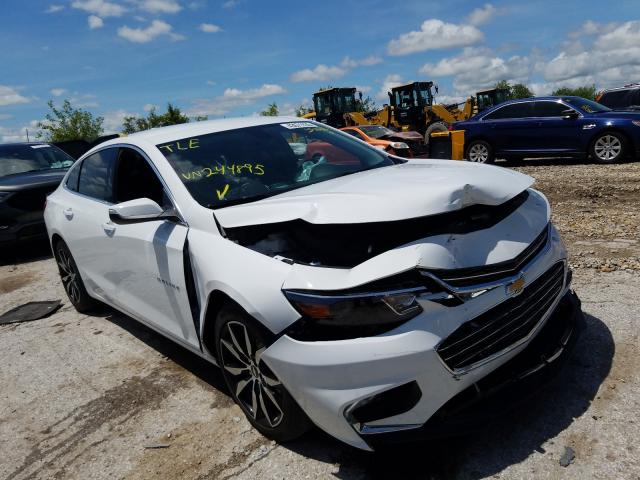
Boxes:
[340,125,425,157]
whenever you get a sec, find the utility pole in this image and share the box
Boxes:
[26,129,30,142]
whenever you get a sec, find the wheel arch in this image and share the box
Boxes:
[201,289,280,360]
[588,127,634,158]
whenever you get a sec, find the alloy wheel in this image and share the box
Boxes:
[56,247,81,305]
[594,135,622,161]
[468,143,490,162]
[219,321,284,428]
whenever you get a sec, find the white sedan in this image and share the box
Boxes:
[44,117,583,450]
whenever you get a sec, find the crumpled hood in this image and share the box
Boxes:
[214,160,534,228]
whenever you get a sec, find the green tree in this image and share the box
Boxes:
[551,85,597,101]
[260,102,279,116]
[511,83,534,99]
[295,104,314,117]
[37,100,104,142]
[356,94,377,114]
[122,103,190,134]
[494,80,534,99]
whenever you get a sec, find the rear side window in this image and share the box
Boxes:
[483,102,533,120]
[65,161,81,192]
[532,101,571,117]
[78,148,117,202]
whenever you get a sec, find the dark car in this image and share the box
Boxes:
[597,83,640,112]
[455,96,640,164]
[0,143,75,246]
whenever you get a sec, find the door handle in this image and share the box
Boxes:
[63,208,73,219]
[102,222,116,236]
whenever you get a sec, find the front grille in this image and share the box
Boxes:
[431,225,549,288]
[436,262,565,371]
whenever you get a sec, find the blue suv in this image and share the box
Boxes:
[455,96,640,164]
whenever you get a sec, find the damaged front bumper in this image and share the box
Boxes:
[261,228,580,451]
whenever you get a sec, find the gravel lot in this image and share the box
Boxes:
[1,159,639,479]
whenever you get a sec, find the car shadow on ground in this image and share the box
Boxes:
[96,305,230,395]
[92,307,613,480]
[0,240,53,266]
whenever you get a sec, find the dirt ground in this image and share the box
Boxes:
[1,159,639,479]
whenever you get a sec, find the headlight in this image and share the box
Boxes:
[283,287,424,341]
[389,142,409,149]
[632,120,640,127]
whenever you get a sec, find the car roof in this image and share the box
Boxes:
[124,115,305,145]
[602,84,640,93]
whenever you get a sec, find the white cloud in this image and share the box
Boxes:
[0,85,30,106]
[46,4,65,13]
[542,20,640,88]
[143,103,157,111]
[0,114,12,121]
[341,55,382,68]
[0,120,42,143]
[71,0,126,17]
[222,0,239,8]
[117,20,184,43]
[50,88,67,97]
[102,109,136,133]
[466,3,497,26]
[290,64,347,83]
[199,23,221,33]
[206,80,216,86]
[355,85,371,94]
[135,0,182,14]
[420,47,530,92]
[88,15,104,29]
[387,19,483,56]
[376,74,404,100]
[187,84,286,117]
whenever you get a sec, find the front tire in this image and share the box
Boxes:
[591,132,625,163]
[466,140,495,164]
[53,240,98,313]
[215,303,311,442]
[424,121,449,145]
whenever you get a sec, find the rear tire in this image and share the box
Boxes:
[465,140,495,164]
[591,132,626,164]
[215,303,311,443]
[53,240,98,313]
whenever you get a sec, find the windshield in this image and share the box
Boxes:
[336,92,356,112]
[563,97,611,113]
[157,122,394,209]
[0,144,75,177]
[313,94,331,115]
[359,125,395,139]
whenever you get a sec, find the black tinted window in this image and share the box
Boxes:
[600,89,640,109]
[65,161,81,192]
[484,102,533,120]
[532,101,571,117]
[114,148,169,208]
[78,149,116,202]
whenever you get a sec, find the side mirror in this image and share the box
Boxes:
[109,198,180,224]
[562,109,579,120]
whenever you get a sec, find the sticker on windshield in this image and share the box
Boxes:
[280,122,316,129]
[31,145,51,149]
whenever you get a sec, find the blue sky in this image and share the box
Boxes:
[1,0,639,141]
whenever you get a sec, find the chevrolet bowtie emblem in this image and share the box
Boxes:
[506,275,526,297]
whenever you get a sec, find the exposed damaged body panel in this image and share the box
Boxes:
[226,191,530,268]
[213,160,534,228]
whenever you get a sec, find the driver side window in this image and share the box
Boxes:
[114,147,170,209]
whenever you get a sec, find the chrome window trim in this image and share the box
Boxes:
[63,143,188,225]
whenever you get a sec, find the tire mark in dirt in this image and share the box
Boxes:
[5,368,188,480]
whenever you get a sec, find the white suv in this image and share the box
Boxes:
[44,117,583,451]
